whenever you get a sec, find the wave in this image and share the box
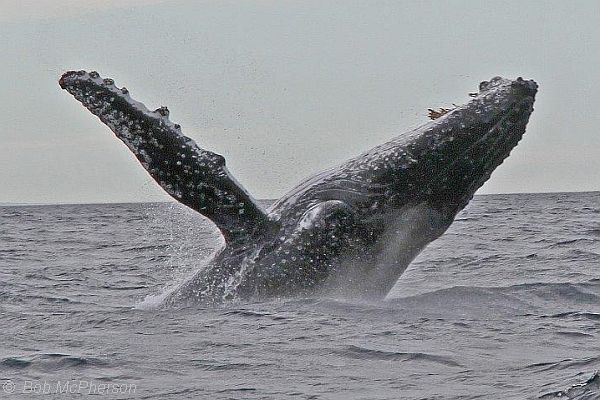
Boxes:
[542,311,600,321]
[385,280,600,319]
[540,371,600,399]
[337,345,463,367]
[204,279,600,319]
[0,353,109,372]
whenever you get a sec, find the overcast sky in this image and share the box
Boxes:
[1,0,599,204]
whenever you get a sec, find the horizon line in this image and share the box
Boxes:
[1,189,598,207]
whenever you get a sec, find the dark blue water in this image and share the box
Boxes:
[0,192,599,399]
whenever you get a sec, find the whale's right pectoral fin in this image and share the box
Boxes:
[59,70,273,243]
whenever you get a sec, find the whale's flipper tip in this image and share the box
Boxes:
[59,69,275,243]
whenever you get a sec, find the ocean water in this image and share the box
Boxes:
[0,192,599,399]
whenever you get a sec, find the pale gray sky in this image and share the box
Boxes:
[1,0,599,204]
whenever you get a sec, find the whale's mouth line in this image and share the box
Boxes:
[459,95,535,198]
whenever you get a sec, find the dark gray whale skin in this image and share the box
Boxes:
[60,72,537,304]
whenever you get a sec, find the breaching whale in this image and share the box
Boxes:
[59,72,537,304]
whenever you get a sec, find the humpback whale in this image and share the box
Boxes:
[59,72,537,304]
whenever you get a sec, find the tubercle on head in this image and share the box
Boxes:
[155,106,170,117]
[478,76,504,92]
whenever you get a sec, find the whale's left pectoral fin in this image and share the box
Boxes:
[59,70,273,243]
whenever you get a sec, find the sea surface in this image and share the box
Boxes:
[0,192,599,399]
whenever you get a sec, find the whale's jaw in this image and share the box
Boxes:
[422,77,537,217]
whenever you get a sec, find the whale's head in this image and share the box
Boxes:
[395,76,538,218]
[271,76,538,236]
[289,76,539,298]
[238,76,538,299]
